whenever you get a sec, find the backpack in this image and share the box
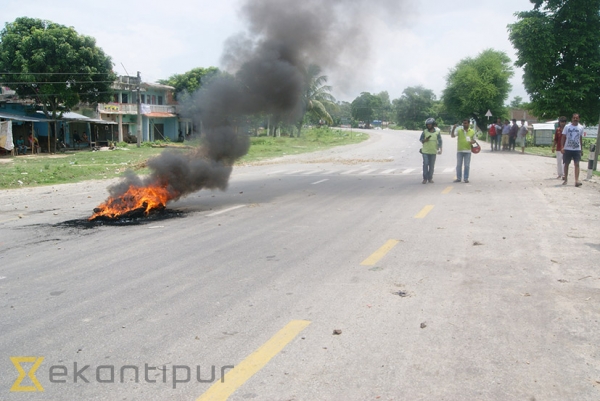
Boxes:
[488,124,496,136]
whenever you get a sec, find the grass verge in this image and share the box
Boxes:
[0,127,368,189]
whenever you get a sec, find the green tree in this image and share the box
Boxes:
[351,92,382,128]
[508,0,600,123]
[295,64,335,136]
[509,96,524,108]
[158,67,220,100]
[375,91,393,123]
[442,49,513,131]
[0,17,116,119]
[393,86,437,130]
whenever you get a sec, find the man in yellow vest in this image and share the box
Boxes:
[451,118,477,183]
[420,118,443,184]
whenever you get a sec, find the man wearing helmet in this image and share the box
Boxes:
[419,118,443,184]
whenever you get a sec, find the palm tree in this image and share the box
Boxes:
[295,64,336,136]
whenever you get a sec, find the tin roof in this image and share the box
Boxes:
[35,110,116,124]
[0,111,49,122]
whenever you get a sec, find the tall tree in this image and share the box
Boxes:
[295,64,335,136]
[351,92,382,128]
[508,0,600,123]
[442,49,513,130]
[509,96,524,109]
[0,17,116,119]
[393,86,437,130]
[375,91,393,122]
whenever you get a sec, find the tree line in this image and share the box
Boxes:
[1,0,598,138]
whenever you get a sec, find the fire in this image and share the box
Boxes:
[89,183,178,221]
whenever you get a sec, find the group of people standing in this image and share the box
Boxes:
[488,118,528,153]
[418,113,586,188]
[552,113,585,187]
[419,117,476,184]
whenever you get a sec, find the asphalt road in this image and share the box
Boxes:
[1,128,600,401]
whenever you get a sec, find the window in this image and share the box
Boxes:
[122,94,128,104]
[158,96,163,105]
[152,95,156,104]
[141,94,145,103]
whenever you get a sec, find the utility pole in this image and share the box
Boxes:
[136,71,142,148]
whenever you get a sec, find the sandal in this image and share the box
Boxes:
[575,182,582,187]
[562,180,568,185]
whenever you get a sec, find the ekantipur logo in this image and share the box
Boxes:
[10,356,45,392]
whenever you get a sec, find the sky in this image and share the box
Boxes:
[1,0,536,104]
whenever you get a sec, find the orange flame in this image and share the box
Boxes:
[89,184,178,221]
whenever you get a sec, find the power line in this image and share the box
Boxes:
[1,80,116,85]
[10,91,116,97]
[0,72,115,75]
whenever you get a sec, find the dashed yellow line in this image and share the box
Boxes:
[196,320,311,401]
[414,205,434,219]
[360,239,400,266]
[442,186,453,194]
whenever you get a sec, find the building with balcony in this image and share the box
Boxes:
[97,76,182,142]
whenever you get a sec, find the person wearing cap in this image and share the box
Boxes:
[419,117,442,184]
[451,118,477,183]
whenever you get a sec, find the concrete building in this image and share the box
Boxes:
[97,76,180,142]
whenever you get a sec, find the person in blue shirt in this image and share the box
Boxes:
[16,136,27,155]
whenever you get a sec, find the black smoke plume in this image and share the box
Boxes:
[106,0,405,201]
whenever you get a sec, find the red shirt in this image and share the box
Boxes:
[554,127,563,151]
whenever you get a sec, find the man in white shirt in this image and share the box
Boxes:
[561,113,585,187]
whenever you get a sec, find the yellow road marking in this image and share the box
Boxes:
[197,320,311,401]
[442,186,453,194]
[360,239,400,266]
[414,205,434,219]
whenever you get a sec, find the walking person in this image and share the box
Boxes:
[561,113,584,187]
[420,118,442,184]
[517,119,528,154]
[451,118,477,183]
[551,116,567,179]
